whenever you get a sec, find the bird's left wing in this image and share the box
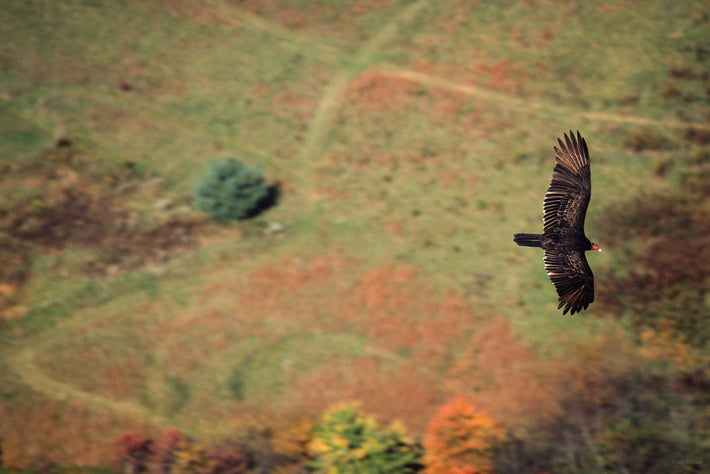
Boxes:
[543,131,591,235]
[543,247,594,315]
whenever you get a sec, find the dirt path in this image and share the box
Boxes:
[298,0,431,195]
[11,346,171,428]
[386,69,710,131]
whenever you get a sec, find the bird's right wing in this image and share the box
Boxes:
[543,247,595,315]
[543,131,591,234]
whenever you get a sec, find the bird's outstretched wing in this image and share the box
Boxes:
[541,131,594,314]
[543,131,591,235]
[544,248,594,315]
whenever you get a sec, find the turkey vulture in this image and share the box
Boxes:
[514,131,601,315]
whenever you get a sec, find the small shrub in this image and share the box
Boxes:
[308,402,422,473]
[195,158,277,223]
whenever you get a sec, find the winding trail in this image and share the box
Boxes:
[386,69,710,131]
[296,0,431,195]
[11,347,171,428]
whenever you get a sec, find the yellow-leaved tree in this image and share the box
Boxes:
[308,402,422,473]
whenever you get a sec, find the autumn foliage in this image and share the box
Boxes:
[422,395,505,474]
[308,402,422,473]
[114,428,252,473]
[227,254,480,431]
[114,431,151,473]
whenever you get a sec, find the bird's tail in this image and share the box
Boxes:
[514,233,543,248]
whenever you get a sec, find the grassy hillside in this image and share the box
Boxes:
[1,0,708,470]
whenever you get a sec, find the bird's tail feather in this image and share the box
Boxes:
[514,233,543,248]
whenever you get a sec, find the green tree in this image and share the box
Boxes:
[195,158,276,223]
[308,402,422,473]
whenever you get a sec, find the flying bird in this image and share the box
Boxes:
[514,131,601,315]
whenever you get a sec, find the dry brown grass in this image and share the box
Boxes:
[291,356,439,433]
[191,252,484,432]
[0,394,154,467]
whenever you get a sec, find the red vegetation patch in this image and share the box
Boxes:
[414,53,529,97]
[292,357,439,433]
[342,264,476,359]
[0,395,153,468]
[98,362,144,400]
[156,307,236,373]
[446,318,656,440]
[204,253,483,431]
[345,70,484,122]
[430,87,465,120]
[232,255,479,355]
[384,218,404,234]
[473,58,526,94]
[346,70,420,112]
[205,255,674,448]
[234,253,355,332]
[37,321,148,402]
[274,89,316,123]
[444,319,559,428]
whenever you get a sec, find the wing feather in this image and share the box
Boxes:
[543,131,591,234]
[543,247,595,315]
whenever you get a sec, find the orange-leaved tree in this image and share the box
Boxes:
[423,395,505,474]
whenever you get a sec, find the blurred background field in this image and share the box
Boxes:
[0,1,708,471]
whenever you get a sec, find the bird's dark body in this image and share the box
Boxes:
[513,131,599,315]
[541,234,592,254]
[514,233,592,251]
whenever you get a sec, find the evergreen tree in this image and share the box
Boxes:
[195,158,276,222]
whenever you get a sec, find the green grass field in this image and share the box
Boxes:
[1,0,709,469]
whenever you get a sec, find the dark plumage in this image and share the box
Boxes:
[514,131,601,315]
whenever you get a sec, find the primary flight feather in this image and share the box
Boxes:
[514,131,601,315]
